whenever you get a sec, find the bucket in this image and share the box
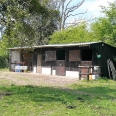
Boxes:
[89,75,92,80]
[94,66,98,70]
[16,64,21,72]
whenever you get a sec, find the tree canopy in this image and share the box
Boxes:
[0,0,60,48]
[90,1,116,46]
[50,23,93,44]
[0,0,61,59]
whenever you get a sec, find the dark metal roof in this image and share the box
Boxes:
[8,41,102,50]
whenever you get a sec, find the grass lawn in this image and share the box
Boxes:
[0,74,116,116]
[0,68,9,72]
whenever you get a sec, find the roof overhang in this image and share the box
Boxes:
[8,42,102,50]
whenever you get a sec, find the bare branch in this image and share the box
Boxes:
[65,0,72,11]
[65,0,85,17]
[51,0,86,30]
[63,0,85,30]
[65,15,94,29]
[67,0,85,10]
[65,10,88,19]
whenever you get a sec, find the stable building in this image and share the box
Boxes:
[8,42,116,79]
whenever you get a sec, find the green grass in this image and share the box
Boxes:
[0,78,116,116]
[0,68,9,72]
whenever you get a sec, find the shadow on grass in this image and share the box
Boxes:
[0,83,116,115]
[71,82,116,101]
[0,85,77,105]
[0,83,116,104]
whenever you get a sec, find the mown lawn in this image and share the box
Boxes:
[0,76,116,116]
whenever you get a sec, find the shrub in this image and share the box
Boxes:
[0,55,9,68]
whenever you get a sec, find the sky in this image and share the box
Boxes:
[67,0,114,23]
[81,0,114,18]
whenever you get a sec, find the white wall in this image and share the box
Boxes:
[33,66,37,73]
[66,71,79,78]
[52,70,56,75]
[42,67,79,78]
[42,67,51,75]
[11,50,20,71]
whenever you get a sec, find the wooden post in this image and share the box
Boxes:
[9,50,12,71]
[87,67,89,81]
[37,55,42,73]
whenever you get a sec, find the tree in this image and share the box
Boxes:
[90,18,113,43]
[0,0,59,47]
[102,1,116,45]
[49,0,86,30]
[50,22,92,44]
[89,1,116,46]
[30,9,59,45]
[0,0,42,47]
[0,0,60,67]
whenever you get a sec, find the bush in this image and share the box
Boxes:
[0,55,9,68]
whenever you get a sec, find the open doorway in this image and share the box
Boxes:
[81,49,92,78]
[57,50,65,60]
[81,49,92,61]
[56,50,65,76]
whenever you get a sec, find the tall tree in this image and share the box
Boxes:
[0,0,59,47]
[0,0,60,68]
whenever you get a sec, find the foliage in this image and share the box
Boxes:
[0,0,59,47]
[90,1,116,46]
[50,23,93,44]
[101,1,116,20]
[0,55,8,68]
[90,18,114,44]
[0,39,9,68]
[31,10,59,45]
[0,0,60,68]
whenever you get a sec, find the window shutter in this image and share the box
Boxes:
[45,51,56,61]
[69,50,81,61]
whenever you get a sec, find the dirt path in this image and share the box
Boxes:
[0,72,79,88]
[0,72,95,97]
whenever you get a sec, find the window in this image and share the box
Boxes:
[81,49,92,61]
[57,50,65,60]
